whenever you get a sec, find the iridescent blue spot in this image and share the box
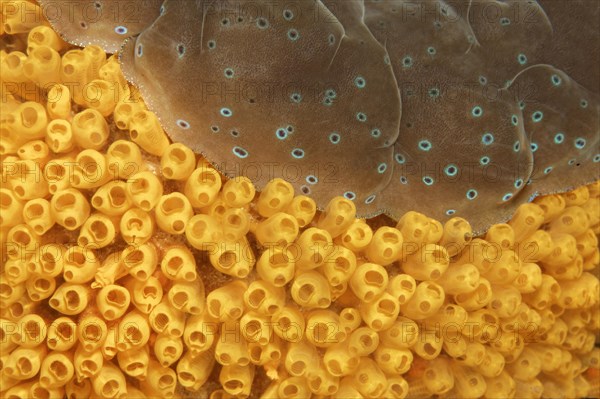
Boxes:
[511,115,518,126]
[291,148,304,159]
[402,56,413,68]
[471,106,483,117]
[323,97,333,106]
[423,176,434,186]
[519,101,525,110]
[418,140,432,151]
[328,34,336,46]
[479,76,487,85]
[428,88,440,98]
[177,44,185,58]
[208,40,216,50]
[580,99,588,108]
[356,112,367,122]
[530,143,538,152]
[502,193,513,202]
[400,176,408,184]
[444,164,458,177]
[283,9,294,21]
[329,132,341,144]
[575,138,586,149]
[482,133,494,145]
[115,26,128,35]
[517,53,527,65]
[354,76,366,89]
[395,154,406,164]
[466,189,478,200]
[551,74,562,86]
[232,146,248,158]
[256,17,269,29]
[532,111,543,123]
[276,128,288,140]
[160,5,165,14]
[480,156,490,165]
[325,89,337,99]
[446,209,456,216]
[343,191,356,200]
[176,119,190,129]
[544,166,553,174]
[513,141,520,152]
[593,155,600,163]
[224,68,234,79]
[554,133,565,144]
[500,17,510,26]
[371,129,381,138]
[365,195,376,204]
[427,46,436,55]
[514,179,523,189]
[568,159,576,165]
[220,108,232,117]
[378,163,387,174]
[136,44,143,57]
[287,29,300,41]
[306,175,318,185]
[290,93,302,103]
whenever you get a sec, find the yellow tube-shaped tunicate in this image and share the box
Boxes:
[7,159,49,200]
[426,218,448,243]
[545,252,584,280]
[209,237,255,278]
[215,321,250,365]
[451,361,487,398]
[479,347,506,378]
[46,317,77,352]
[401,281,445,320]
[338,219,373,252]
[291,270,331,309]
[44,155,75,195]
[0,319,18,353]
[482,248,521,284]
[402,243,449,281]
[338,307,361,335]
[322,245,357,286]
[304,310,346,348]
[484,370,516,399]
[384,376,409,399]
[160,143,196,180]
[1,51,30,86]
[576,228,598,258]
[3,345,46,380]
[2,0,43,33]
[27,25,65,53]
[71,108,109,150]
[352,358,387,398]
[558,272,599,309]
[535,194,566,222]
[25,275,56,302]
[295,227,334,270]
[62,245,98,284]
[73,345,103,380]
[105,140,143,180]
[412,326,444,360]
[206,280,247,321]
[185,213,223,250]
[0,188,24,229]
[117,310,151,351]
[102,324,118,360]
[121,243,157,281]
[438,263,480,295]
[23,46,61,88]
[82,45,106,80]
[256,245,295,287]
[544,232,579,268]
[359,292,400,331]
[11,314,46,348]
[221,207,250,242]
[48,283,89,315]
[117,346,149,379]
[564,185,590,206]
[396,211,431,254]
[517,229,553,262]
[284,339,320,377]
[72,148,111,189]
[17,139,50,165]
[39,351,74,388]
[420,357,454,395]
[77,315,107,352]
[129,110,170,156]
[277,376,311,399]
[112,100,146,130]
[439,217,473,257]
[522,273,560,309]
[305,362,339,396]
[4,257,30,285]
[346,326,380,356]
[374,345,413,375]
[453,238,496,274]
[168,279,206,315]
[125,171,164,211]
[455,341,487,367]
[46,84,72,121]
[244,280,285,316]
[77,213,117,248]
[124,276,163,314]
[183,311,218,356]
[184,166,222,208]
[454,277,493,311]
[349,262,388,303]
[83,79,118,116]
[548,206,590,236]
[272,306,305,342]
[91,361,127,399]
[220,364,255,397]
[177,350,215,391]
[484,223,515,250]
[317,196,356,238]
[333,377,363,399]
[248,336,282,366]
[256,178,294,217]
[285,195,316,227]
[3,382,36,398]
[60,49,92,105]
[65,378,92,399]
[504,347,541,381]
[365,226,403,265]
[155,192,194,235]
[222,176,255,208]
[149,298,186,337]
[99,54,127,88]
[255,212,299,246]
[154,333,183,367]
[120,207,155,245]
[96,285,131,321]
[161,246,198,282]
[0,278,25,308]
[509,203,545,242]
[91,181,132,217]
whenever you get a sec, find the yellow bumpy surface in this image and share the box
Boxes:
[1,4,599,399]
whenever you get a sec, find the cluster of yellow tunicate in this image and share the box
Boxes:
[1,4,599,399]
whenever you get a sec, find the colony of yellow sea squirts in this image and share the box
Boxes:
[1,3,600,398]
